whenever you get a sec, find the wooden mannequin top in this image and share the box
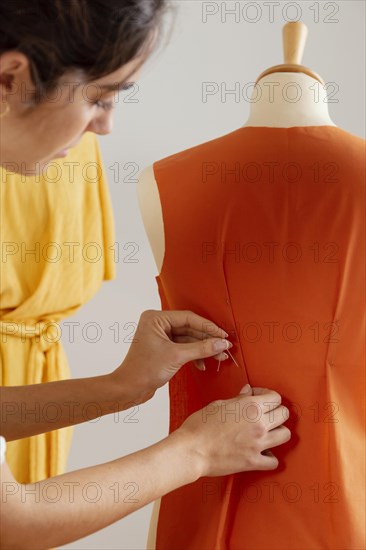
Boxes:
[137,70,337,275]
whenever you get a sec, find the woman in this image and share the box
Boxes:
[0,1,291,548]
[0,130,116,484]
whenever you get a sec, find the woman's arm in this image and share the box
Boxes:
[0,388,291,550]
[0,309,230,441]
[0,373,144,441]
[0,429,200,550]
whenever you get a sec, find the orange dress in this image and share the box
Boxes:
[153,126,365,550]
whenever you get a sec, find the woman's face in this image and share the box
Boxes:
[0,52,142,175]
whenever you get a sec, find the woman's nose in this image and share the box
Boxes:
[88,111,114,136]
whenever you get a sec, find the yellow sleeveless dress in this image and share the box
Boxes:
[0,132,116,483]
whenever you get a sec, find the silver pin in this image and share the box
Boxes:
[227,348,240,368]
[217,346,240,372]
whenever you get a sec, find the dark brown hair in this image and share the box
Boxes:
[0,0,167,102]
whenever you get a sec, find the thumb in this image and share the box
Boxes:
[177,338,231,364]
[240,383,252,395]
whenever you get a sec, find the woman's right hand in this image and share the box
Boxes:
[177,385,291,476]
[111,309,232,405]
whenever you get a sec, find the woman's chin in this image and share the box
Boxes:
[52,149,69,159]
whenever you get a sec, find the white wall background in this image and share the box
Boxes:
[61,1,365,548]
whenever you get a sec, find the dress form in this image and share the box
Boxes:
[138,22,336,549]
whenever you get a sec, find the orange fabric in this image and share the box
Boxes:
[153,126,366,550]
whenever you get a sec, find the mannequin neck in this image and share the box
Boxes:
[243,72,336,128]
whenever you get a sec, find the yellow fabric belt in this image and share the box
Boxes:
[0,319,73,483]
[1,319,61,381]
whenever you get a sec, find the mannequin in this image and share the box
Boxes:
[137,22,337,549]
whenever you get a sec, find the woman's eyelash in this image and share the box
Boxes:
[121,82,135,91]
[95,100,114,111]
[94,82,135,110]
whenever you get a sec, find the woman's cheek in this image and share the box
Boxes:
[62,110,93,144]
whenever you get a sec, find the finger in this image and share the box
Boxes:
[262,405,289,430]
[172,326,216,340]
[173,328,232,361]
[194,358,206,371]
[263,425,291,449]
[173,335,230,361]
[251,387,276,396]
[249,389,282,411]
[174,338,232,365]
[225,389,281,411]
[193,356,230,371]
[253,452,279,471]
[163,311,228,339]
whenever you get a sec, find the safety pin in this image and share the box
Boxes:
[217,346,240,372]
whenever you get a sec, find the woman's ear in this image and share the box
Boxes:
[0,51,33,107]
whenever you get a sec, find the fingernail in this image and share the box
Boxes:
[214,339,230,351]
[240,383,251,394]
